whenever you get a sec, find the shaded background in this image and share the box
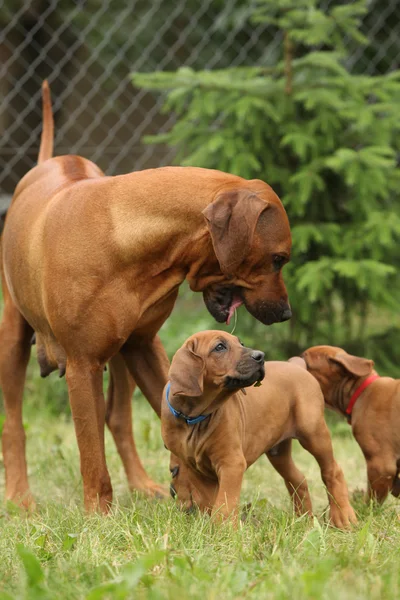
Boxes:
[1,0,399,195]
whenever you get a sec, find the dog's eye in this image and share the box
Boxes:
[273,255,286,271]
[239,340,244,347]
[214,342,226,352]
[170,466,179,478]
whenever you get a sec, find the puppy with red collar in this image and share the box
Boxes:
[162,331,356,528]
[295,345,400,503]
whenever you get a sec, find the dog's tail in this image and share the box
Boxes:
[38,80,54,164]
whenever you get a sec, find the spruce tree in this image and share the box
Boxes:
[133,0,400,372]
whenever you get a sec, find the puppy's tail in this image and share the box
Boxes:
[38,80,54,164]
[288,356,307,369]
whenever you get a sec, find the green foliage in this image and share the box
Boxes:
[132,0,400,370]
[16,545,47,599]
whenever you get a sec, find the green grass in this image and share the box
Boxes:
[1,394,400,599]
[2,291,400,599]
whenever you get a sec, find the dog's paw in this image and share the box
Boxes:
[329,504,357,529]
[6,492,37,514]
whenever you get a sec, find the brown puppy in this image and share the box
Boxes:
[162,331,356,528]
[300,345,400,503]
[0,83,292,512]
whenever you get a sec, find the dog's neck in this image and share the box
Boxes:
[168,387,239,422]
[111,191,225,290]
[331,372,377,416]
[183,233,227,293]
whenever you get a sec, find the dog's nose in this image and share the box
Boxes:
[280,307,292,322]
[251,350,265,363]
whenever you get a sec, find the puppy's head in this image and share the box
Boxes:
[169,455,218,513]
[302,345,374,408]
[168,455,194,511]
[168,331,265,413]
[198,186,291,327]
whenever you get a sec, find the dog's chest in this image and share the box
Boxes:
[184,435,217,481]
[187,453,216,481]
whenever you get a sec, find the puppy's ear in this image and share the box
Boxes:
[329,353,374,377]
[288,356,307,369]
[169,341,204,398]
[202,189,269,275]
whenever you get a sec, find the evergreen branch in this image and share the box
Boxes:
[283,31,294,95]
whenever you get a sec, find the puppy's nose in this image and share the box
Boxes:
[251,350,265,363]
[170,483,177,499]
[280,307,292,322]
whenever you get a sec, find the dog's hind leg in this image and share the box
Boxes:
[121,334,170,417]
[366,453,396,504]
[299,421,357,528]
[0,282,33,508]
[106,353,167,498]
[267,439,313,517]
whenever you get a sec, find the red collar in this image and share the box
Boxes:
[346,374,380,423]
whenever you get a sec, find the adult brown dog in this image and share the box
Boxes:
[0,82,292,512]
[298,345,400,503]
[162,331,356,528]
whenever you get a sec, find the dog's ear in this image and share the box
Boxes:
[329,352,374,377]
[202,190,269,275]
[169,341,204,398]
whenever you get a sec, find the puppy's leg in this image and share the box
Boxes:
[121,335,169,417]
[213,457,246,521]
[300,421,357,528]
[66,360,112,512]
[0,288,33,508]
[106,353,167,498]
[366,454,396,503]
[266,439,313,516]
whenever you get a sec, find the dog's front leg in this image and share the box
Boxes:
[213,458,246,522]
[66,360,112,512]
[121,334,169,417]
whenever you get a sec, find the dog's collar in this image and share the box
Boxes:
[165,382,210,426]
[346,374,380,424]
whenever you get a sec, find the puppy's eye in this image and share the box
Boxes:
[239,340,244,347]
[170,466,179,478]
[273,255,286,271]
[214,342,226,352]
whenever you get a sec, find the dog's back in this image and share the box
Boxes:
[234,361,325,465]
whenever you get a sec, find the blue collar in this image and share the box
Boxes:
[165,382,210,426]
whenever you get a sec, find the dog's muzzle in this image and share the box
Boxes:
[244,298,292,325]
[170,482,177,499]
[225,350,265,389]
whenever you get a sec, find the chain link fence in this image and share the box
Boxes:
[1,0,400,213]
